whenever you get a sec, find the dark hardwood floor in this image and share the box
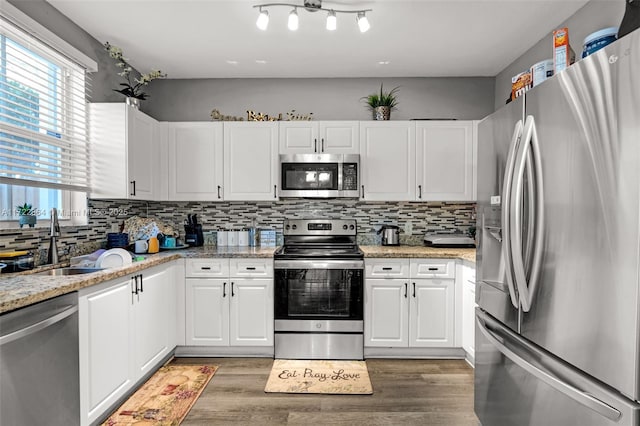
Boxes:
[174,357,480,425]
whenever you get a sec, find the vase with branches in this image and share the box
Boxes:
[104,42,166,106]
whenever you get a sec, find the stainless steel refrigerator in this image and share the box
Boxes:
[475,29,640,426]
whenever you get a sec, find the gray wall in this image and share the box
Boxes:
[8,0,145,105]
[494,0,625,110]
[145,77,495,121]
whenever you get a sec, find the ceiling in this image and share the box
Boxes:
[46,0,591,79]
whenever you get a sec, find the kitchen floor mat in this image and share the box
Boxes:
[101,362,217,425]
[265,359,373,394]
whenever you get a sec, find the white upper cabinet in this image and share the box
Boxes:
[359,121,416,201]
[416,121,476,201]
[223,122,278,200]
[279,121,359,154]
[167,122,223,201]
[89,103,159,200]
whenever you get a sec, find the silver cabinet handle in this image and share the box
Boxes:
[231,282,235,297]
[412,282,416,298]
[0,304,78,346]
[404,283,408,298]
[476,310,621,421]
[223,282,227,298]
[217,185,222,199]
[321,138,325,152]
[510,115,545,312]
[501,120,524,309]
[130,180,136,196]
[314,138,317,152]
[418,185,422,199]
[274,185,277,199]
[361,185,365,198]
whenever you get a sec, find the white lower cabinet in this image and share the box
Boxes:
[79,262,176,426]
[185,258,273,347]
[365,258,456,349]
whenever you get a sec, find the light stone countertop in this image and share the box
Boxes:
[0,245,475,314]
[0,246,277,314]
[359,245,476,263]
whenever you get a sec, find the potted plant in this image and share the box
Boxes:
[17,203,37,228]
[362,84,400,120]
[104,42,167,108]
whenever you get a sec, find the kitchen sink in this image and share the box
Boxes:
[34,267,104,276]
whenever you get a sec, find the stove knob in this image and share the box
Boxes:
[285,225,290,230]
[292,224,297,230]
[343,224,348,230]
[349,225,355,230]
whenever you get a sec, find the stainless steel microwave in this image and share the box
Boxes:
[279,154,360,198]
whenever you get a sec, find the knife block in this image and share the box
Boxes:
[185,224,204,247]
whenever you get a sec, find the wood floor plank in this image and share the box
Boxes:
[179,357,479,425]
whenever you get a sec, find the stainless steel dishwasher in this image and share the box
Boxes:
[0,292,80,425]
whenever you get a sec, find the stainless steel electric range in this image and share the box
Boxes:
[273,218,364,360]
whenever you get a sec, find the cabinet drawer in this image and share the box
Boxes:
[410,259,455,279]
[230,258,274,278]
[186,258,229,277]
[365,258,410,278]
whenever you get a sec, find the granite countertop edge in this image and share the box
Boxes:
[1,245,475,314]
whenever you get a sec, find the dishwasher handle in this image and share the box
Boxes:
[0,304,78,346]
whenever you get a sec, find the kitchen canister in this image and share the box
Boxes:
[582,27,618,58]
[531,59,554,87]
[227,230,238,246]
[216,230,228,247]
[238,229,249,247]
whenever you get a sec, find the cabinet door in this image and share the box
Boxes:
[360,122,416,201]
[168,122,223,201]
[409,279,455,347]
[416,121,475,201]
[319,121,359,154]
[229,278,273,346]
[365,279,408,347]
[128,108,158,200]
[279,122,318,154]
[185,278,229,346]
[79,279,134,425]
[224,122,278,200]
[134,268,170,377]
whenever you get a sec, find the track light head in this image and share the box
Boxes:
[288,8,299,31]
[326,10,337,31]
[256,8,269,30]
[357,12,370,33]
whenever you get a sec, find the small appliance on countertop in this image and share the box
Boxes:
[424,233,476,248]
[377,224,401,246]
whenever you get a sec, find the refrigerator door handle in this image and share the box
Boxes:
[501,120,524,309]
[510,115,545,312]
[476,310,622,421]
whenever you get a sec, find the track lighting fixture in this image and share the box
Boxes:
[253,0,372,32]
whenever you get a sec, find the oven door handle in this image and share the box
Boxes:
[274,259,364,270]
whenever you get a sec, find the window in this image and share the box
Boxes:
[0,6,95,225]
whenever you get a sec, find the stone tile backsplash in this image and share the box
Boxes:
[0,199,475,266]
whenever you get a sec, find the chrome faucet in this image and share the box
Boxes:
[47,207,60,264]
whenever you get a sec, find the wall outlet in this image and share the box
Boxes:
[490,195,501,205]
[404,222,413,234]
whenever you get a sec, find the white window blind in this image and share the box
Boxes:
[0,16,90,192]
